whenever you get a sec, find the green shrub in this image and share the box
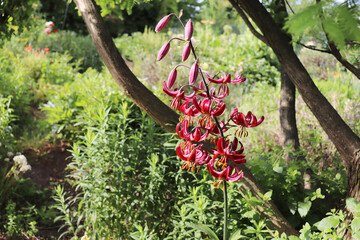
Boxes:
[4,18,102,72]
[0,96,15,155]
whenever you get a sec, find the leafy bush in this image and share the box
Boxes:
[53,95,186,238]
[0,96,15,155]
[3,18,102,71]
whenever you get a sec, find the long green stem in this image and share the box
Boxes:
[223,181,228,240]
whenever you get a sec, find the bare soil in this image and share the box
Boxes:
[0,142,72,240]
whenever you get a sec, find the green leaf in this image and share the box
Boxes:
[273,165,283,173]
[323,18,346,49]
[317,216,340,232]
[186,222,219,240]
[229,229,245,240]
[346,198,360,213]
[299,223,312,240]
[298,201,312,218]
[288,236,301,240]
[284,3,323,39]
[352,218,360,232]
[263,190,273,201]
[353,231,360,240]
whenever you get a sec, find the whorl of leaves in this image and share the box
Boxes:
[284,1,360,50]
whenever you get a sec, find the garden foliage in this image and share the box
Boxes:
[0,9,359,239]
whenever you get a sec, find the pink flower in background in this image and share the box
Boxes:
[44,27,52,34]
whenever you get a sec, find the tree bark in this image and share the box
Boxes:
[230,0,300,156]
[275,0,300,156]
[73,0,299,236]
[279,68,299,151]
[233,0,360,214]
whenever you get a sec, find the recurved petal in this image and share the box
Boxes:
[163,81,178,97]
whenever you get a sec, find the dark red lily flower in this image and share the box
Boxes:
[206,73,246,98]
[163,81,195,110]
[207,162,244,182]
[213,137,245,163]
[192,97,226,117]
[179,100,201,117]
[200,120,227,135]
[176,142,211,172]
[176,120,209,142]
[206,137,246,182]
[193,81,207,98]
[230,109,264,128]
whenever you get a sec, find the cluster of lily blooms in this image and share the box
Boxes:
[155,13,264,187]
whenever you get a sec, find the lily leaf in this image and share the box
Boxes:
[186,222,219,240]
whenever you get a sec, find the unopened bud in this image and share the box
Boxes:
[155,15,170,32]
[157,41,170,61]
[182,43,191,62]
[184,19,193,41]
[189,59,199,85]
[167,68,178,89]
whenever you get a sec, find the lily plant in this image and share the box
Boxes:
[155,11,264,240]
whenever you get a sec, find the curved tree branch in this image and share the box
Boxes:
[228,0,268,45]
[315,0,360,79]
[73,0,179,133]
[296,42,331,53]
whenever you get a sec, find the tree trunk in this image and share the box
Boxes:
[73,0,299,236]
[234,0,360,210]
[274,0,300,158]
[279,67,299,151]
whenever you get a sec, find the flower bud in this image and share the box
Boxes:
[189,59,199,85]
[167,68,177,89]
[182,43,191,62]
[157,41,170,61]
[184,19,193,41]
[155,15,170,32]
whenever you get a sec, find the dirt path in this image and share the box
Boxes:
[23,142,71,189]
[21,142,72,240]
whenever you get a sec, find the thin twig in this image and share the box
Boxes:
[316,0,360,79]
[228,0,268,45]
[296,42,331,53]
[284,0,295,14]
